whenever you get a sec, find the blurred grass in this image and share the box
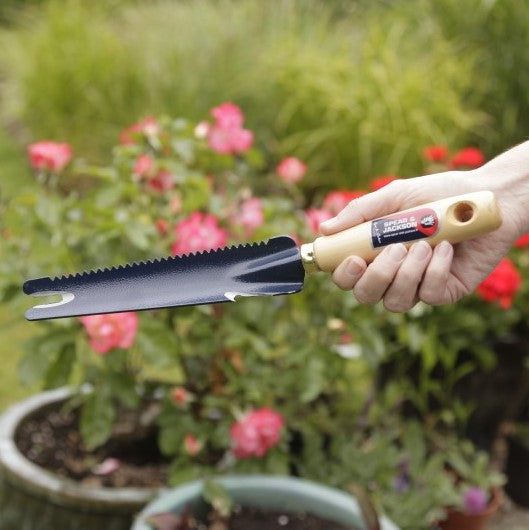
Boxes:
[0,0,487,189]
[0,305,35,411]
[0,126,34,411]
[0,125,32,196]
[0,0,528,410]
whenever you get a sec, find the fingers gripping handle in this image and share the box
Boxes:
[300,191,502,273]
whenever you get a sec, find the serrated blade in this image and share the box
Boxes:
[23,236,305,321]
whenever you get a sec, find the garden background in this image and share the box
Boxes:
[1,0,529,529]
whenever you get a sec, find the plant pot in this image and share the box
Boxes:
[437,488,501,530]
[458,335,529,451]
[131,475,400,530]
[0,387,161,530]
[505,434,529,507]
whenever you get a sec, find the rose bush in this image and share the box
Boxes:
[1,103,386,484]
[0,110,513,529]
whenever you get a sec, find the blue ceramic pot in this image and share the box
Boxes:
[131,475,399,530]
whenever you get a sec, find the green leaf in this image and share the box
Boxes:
[80,390,116,450]
[18,329,76,387]
[169,463,203,486]
[136,315,180,367]
[35,195,61,227]
[106,371,140,409]
[203,479,233,518]
[158,424,184,456]
[300,356,325,403]
[44,344,76,389]
[125,222,151,250]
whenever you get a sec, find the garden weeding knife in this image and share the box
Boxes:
[23,191,501,321]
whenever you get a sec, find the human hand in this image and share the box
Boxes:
[320,152,529,311]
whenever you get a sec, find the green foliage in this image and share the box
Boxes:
[426,0,529,153]
[202,480,233,519]
[1,106,516,529]
[0,0,486,186]
[1,110,379,487]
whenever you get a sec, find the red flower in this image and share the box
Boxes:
[171,212,228,256]
[305,208,333,235]
[276,157,307,183]
[515,234,529,248]
[422,145,448,163]
[119,116,158,145]
[232,197,264,237]
[27,141,73,173]
[230,408,284,459]
[79,312,139,354]
[155,219,169,236]
[183,434,201,456]
[477,258,521,309]
[147,169,174,193]
[171,386,191,406]
[450,147,485,169]
[370,175,399,191]
[207,102,253,155]
[323,189,365,215]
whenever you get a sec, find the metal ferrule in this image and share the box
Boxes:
[300,243,320,273]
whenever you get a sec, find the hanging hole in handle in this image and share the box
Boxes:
[452,201,475,223]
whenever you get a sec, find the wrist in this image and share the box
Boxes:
[473,142,529,236]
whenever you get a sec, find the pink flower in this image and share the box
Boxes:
[422,145,448,163]
[170,196,182,214]
[79,312,139,355]
[207,102,254,155]
[514,234,529,248]
[208,126,253,155]
[230,408,284,459]
[323,190,365,215]
[232,198,264,237]
[133,154,155,178]
[477,258,521,309]
[184,434,201,456]
[305,208,332,235]
[27,141,73,173]
[276,157,307,183]
[92,458,120,476]
[450,147,485,169]
[463,487,488,515]
[171,212,228,256]
[211,102,244,129]
[147,169,174,193]
[120,116,158,145]
[370,175,399,191]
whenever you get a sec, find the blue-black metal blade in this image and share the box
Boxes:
[23,236,305,321]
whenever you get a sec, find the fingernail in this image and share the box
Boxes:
[387,243,407,260]
[346,258,363,276]
[410,241,430,260]
[435,241,452,257]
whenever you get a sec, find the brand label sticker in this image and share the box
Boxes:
[371,208,439,248]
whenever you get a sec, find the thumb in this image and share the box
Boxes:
[319,180,411,235]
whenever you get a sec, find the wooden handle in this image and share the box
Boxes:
[301,191,502,273]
